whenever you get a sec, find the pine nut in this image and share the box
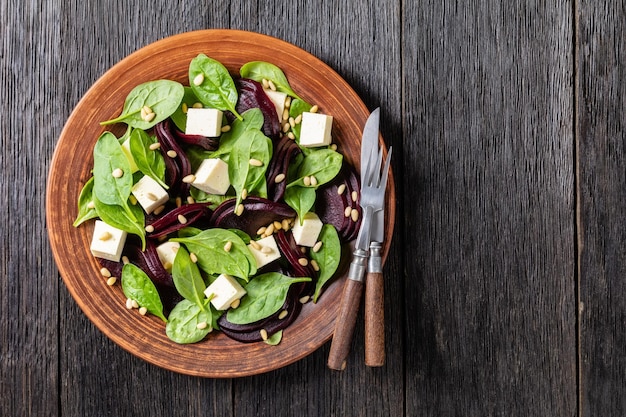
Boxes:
[241,188,248,200]
[153,205,165,215]
[131,299,139,309]
[182,103,188,113]
[139,307,148,316]
[273,221,282,231]
[298,258,308,266]
[310,175,318,186]
[149,142,161,150]
[337,184,346,195]
[281,219,290,230]
[223,241,233,252]
[352,191,358,202]
[260,329,268,341]
[145,225,155,233]
[129,195,138,205]
[274,173,285,183]
[221,125,231,132]
[182,174,196,183]
[230,299,241,309]
[144,112,156,122]
[285,97,292,108]
[111,168,124,178]
[167,150,177,158]
[187,196,195,204]
[344,206,351,217]
[122,256,130,265]
[311,259,320,271]
[163,261,172,270]
[193,73,204,86]
[142,105,152,114]
[303,176,311,186]
[310,105,319,113]
[330,143,338,151]
[197,321,208,330]
[268,80,277,91]
[282,123,290,133]
[99,231,112,241]
[249,158,263,167]
[87,201,96,209]
[126,298,133,309]
[265,223,275,235]
[289,117,295,128]
[282,108,290,121]
[192,102,203,108]
[190,252,198,263]
[175,197,182,207]
[294,114,302,124]
[178,214,188,224]
[249,240,261,250]
[313,241,323,253]
[287,132,295,140]
[106,277,117,286]
[351,209,359,222]
[299,295,310,304]
[262,79,270,89]
[278,310,288,320]
[235,203,244,216]
[100,267,111,277]
[256,226,267,236]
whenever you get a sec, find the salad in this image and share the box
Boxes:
[74,54,362,345]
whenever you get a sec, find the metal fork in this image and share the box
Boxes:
[327,146,392,370]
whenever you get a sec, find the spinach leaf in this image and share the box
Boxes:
[288,99,312,139]
[286,149,343,189]
[165,299,213,344]
[283,186,316,222]
[264,330,283,346]
[92,131,136,221]
[73,177,97,227]
[226,273,311,324]
[228,129,272,207]
[170,86,200,132]
[94,196,146,249]
[311,224,342,302]
[172,246,206,307]
[172,228,257,281]
[189,186,231,208]
[240,61,304,101]
[101,80,184,129]
[209,108,264,161]
[121,263,167,322]
[129,128,167,189]
[189,54,242,120]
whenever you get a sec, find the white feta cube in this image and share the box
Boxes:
[90,220,127,262]
[131,175,169,214]
[156,241,180,271]
[185,108,223,137]
[204,274,247,310]
[192,158,230,195]
[263,89,288,121]
[292,212,323,247]
[121,137,139,173]
[299,112,333,147]
[247,235,281,268]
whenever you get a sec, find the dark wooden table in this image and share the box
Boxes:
[2,1,624,416]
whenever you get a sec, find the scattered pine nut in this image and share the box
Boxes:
[182,174,196,183]
[249,240,261,250]
[106,277,117,286]
[223,241,233,252]
[299,295,310,304]
[126,298,133,309]
[274,173,285,183]
[260,329,269,341]
[100,267,112,277]
[235,203,244,216]
[197,321,208,330]
[131,299,139,309]
[87,201,96,209]
[268,80,277,91]
[278,310,288,320]
[163,261,172,270]
[142,105,153,114]
[190,252,198,263]
[352,191,358,202]
[294,114,302,124]
[344,206,352,217]
[249,158,264,167]
[139,307,148,316]
[256,226,267,236]
[129,195,138,205]
[273,221,282,231]
[111,168,124,178]
[282,108,290,121]
[149,142,161,150]
[262,78,270,89]
[351,209,359,222]
[221,125,231,132]
[310,104,319,113]
[182,103,188,113]
[287,132,295,140]
[241,188,248,200]
[122,256,130,265]
[337,184,346,195]
[303,176,311,186]
[178,214,188,224]
[192,102,203,108]
[230,299,241,309]
[310,175,318,186]
[167,150,177,158]
[265,223,275,235]
[281,219,290,230]
[311,259,320,271]
[175,197,182,207]
[330,143,338,151]
[153,205,165,215]
[288,117,296,128]
[282,123,290,133]
[298,258,309,266]
[143,112,156,122]
[193,73,204,86]
[99,231,112,241]
[285,96,292,108]
[145,225,155,233]
[313,241,323,253]
[187,196,195,204]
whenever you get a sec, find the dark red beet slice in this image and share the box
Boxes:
[210,196,296,237]
[172,128,219,151]
[235,78,281,139]
[123,239,174,288]
[316,163,362,241]
[146,203,213,239]
[341,164,362,241]
[266,135,302,201]
[155,119,193,197]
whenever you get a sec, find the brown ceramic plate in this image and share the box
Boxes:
[47,29,395,377]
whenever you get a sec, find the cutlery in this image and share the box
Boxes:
[327,109,391,370]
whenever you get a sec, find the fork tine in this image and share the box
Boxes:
[377,147,392,191]
[370,147,384,187]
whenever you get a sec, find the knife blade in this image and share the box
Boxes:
[327,109,380,371]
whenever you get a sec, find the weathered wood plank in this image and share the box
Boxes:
[0,1,62,416]
[403,1,577,415]
[577,1,626,415]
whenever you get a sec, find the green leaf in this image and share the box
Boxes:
[226,273,311,324]
[170,86,200,132]
[172,246,207,307]
[209,108,264,161]
[283,186,316,222]
[311,224,342,302]
[165,299,213,344]
[287,148,343,189]
[189,54,242,120]
[228,129,272,208]
[121,263,167,322]
[129,128,167,189]
[240,61,304,101]
[172,228,257,281]
[264,330,283,346]
[288,99,312,139]
[93,196,146,250]
[101,80,184,129]
[73,177,97,227]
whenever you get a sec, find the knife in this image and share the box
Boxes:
[327,109,381,371]
[361,109,386,367]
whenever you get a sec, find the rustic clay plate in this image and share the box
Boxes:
[47,29,395,377]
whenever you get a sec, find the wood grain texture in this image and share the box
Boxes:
[577,1,626,415]
[403,1,577,415]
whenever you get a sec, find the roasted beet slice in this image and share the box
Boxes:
[155,119,193,197]
[146,203,213,239]
[316,163,361,241]
[235,78,281,139]
[210,196,296,236]
[172,128,220,151]
[342,164,362,241]
[266,135,302,201]
[123,239,174,287]
[218,295,302,343]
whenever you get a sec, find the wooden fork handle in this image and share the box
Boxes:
[327,278,364,370]
[364,270,385,366]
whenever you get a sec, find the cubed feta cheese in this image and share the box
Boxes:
[131,175,169,214]
[121,137,139,173]
[90,220,127,262]
[263,89,288,121]
[291,212,324,247]
[247,235,281,268]
[185,108,223,137]
[204,274,247,310]
[156,241,180,271]
[192,158,230,195]
[299,112,333,147]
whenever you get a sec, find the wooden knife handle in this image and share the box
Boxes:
[327,278,364,370]
[364,271,385,366]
